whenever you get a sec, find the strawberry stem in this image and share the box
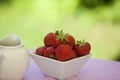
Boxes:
[56,30,59,35]
[56,30,65,41]
[76,39,86,46]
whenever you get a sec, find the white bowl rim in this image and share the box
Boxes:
[30,52,91,64]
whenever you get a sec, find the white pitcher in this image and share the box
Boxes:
[0,35,30,80]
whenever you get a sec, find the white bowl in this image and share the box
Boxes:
[30,52,91,80]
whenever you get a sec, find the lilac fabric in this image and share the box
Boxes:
[24,58,120,80]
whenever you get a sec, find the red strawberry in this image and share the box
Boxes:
[70,50,77,59]
[36,46,47,55]
[44,32,62,47]
[65,34,75,47]
[55,44,73,61]
[43,47,55,58]
[74,40,91,56]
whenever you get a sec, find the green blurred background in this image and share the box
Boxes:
[0,0,120,61]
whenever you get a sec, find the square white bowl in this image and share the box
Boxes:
[30,52,91,80]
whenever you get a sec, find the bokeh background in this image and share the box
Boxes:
[0,0,120,61]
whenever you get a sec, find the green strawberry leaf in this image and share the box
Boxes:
[76,39,86,46]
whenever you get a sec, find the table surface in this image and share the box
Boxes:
[24,50,120,80]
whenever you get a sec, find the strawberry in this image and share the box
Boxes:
[56,31,75,47]
[36,30,92,62]
[74,40,91,56]
[44,32,62,47]
[70,50,77,59]
[55,44,73,61]
[36,46,47,55]
[43,47,55,58]
[65,34,75,47]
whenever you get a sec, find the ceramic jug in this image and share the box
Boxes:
[0,35,30,80]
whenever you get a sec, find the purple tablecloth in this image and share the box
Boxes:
[24,56,120,80]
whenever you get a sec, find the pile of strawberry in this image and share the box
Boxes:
[36,30,91,61]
